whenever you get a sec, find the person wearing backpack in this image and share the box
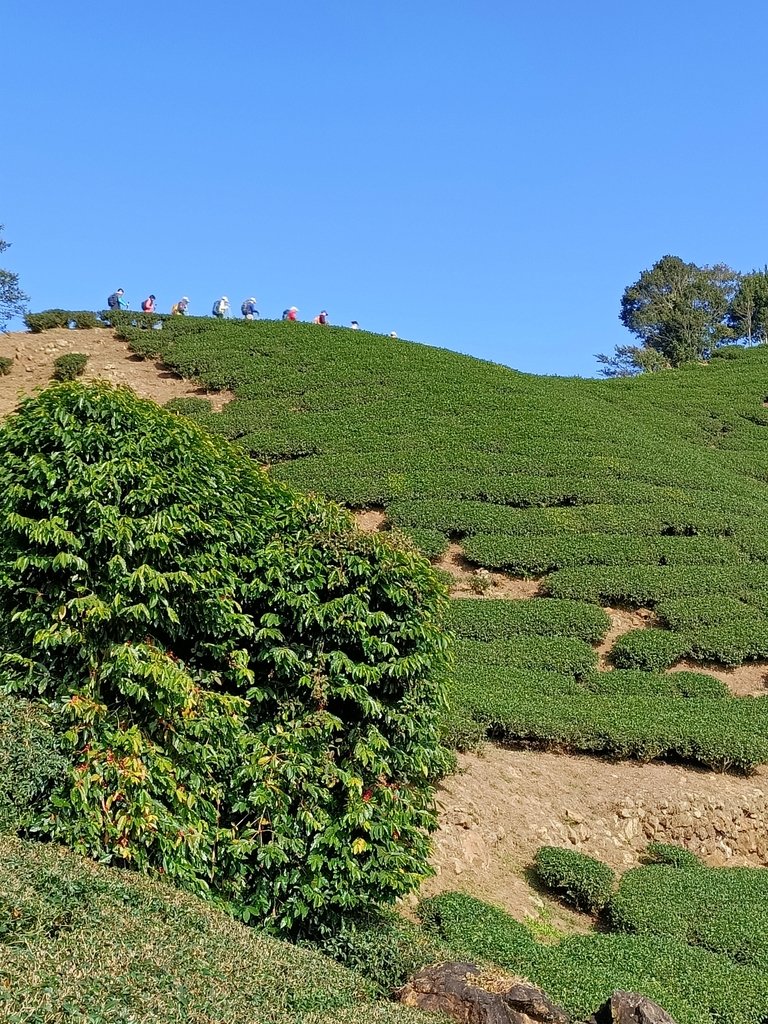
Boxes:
[107,288,124,310]
[241,298,259,320]
[312,310,329,325]
[212,296,230,319]
[171,296,189,315]
[282,306,299,321]
[141,295,156,313]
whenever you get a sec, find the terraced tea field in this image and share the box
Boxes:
[105,314,768,771]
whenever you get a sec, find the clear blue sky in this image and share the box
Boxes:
[4,1,767,376]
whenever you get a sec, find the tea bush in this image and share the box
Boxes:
[644,842,701,869]
[0,356,12,375]
[0,695,67,832]
[51,352,88,381]
[25,309,99,332]
[610,628,690,671]
[0,382,450,936]
[448,598,610,643]
[419,891,768,1024]
[534,846,615,912]
[608,863,768,971]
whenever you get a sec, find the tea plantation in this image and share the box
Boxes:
[102,313,768,770]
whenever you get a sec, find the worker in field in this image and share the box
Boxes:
[312,310,329,325]
[282,306,299,321]
[350,320,360,330]
[107,288,125,310]
[241,297,259,320]
[141,295,156,313]
[171,297,190,315]
[212,296,230,319]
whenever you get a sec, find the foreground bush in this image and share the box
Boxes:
[534,846,615,912]
[0,837,427,1023]
[0,382,450,935]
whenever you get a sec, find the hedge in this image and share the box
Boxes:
[455,637,598,678]
[610,628,690,671]
[608,863,768,972]
[448,598,610,643]
[583,669,729,699]
[534,846,615,912]
[419,891,768,1024]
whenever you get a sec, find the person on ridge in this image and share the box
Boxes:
[212,296,230,319]
[282,306,299,321]
[171,296,190,315]
[107,288,124,310]
[312,310,329,325]
[141,294,156,313]
[350,320,359,330]
[241,297,259,320]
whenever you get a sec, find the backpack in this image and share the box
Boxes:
[282,309,290,320]
[107,293,119,310]
[171,303,180,315]
[212,300,221,316]
[141,298,152,312]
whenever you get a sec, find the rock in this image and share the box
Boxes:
[398,962,572,1023]
[588,990,677,1023]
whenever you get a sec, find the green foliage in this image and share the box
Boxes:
[644,842,701,869]
[0,837,427,1023]
[25,309,99,332]
[449,662,768,771]
[608,862,768,972]
[455,637,598,678]
[616,255,739,367]
[0,382,450,936]
[583,669,728,699]
[448,598,610,643]
[0,696,67,833]
[305,910,446,995]
[419,891,768,1024]
[727,269,768,346]
[0,356,12,375]
[0,227,28,330]
[534,846,615,912]
[22,312,768,769]
[610,628,689,671]
[51,352,88,381]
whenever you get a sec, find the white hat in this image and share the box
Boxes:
[182,296,189,302]
[290,306,298,311]
[222,296,229,302]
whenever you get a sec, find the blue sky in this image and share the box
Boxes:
[4,0,767,376]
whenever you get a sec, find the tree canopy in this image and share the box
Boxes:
[0,226,28,330]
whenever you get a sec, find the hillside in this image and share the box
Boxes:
[111,316,768,770]
[4,313,768,1022]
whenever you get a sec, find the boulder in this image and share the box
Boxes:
[398,962,571,1023]
[588,990,677,1024]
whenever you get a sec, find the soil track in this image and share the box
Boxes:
[0,328,233,418]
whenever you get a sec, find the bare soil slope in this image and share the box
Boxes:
[0,328,232,417]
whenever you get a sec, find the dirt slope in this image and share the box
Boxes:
[0,328,232,417]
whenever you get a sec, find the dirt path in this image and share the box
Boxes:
[0,328,233,418]
[418,744,768,928]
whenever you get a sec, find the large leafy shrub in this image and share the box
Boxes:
[0,382,450,935]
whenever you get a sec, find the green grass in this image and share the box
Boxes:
[0,836,436,1023]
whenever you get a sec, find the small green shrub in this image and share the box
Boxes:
[534,846,615,912]
[610,628,689,671]
[0,696,67,833]
[644,843,701,870]
[24,309,72,332]
[0,356,12,375]
[51,353,88,381]
[305,911,446,995]
[164,396,213,418]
